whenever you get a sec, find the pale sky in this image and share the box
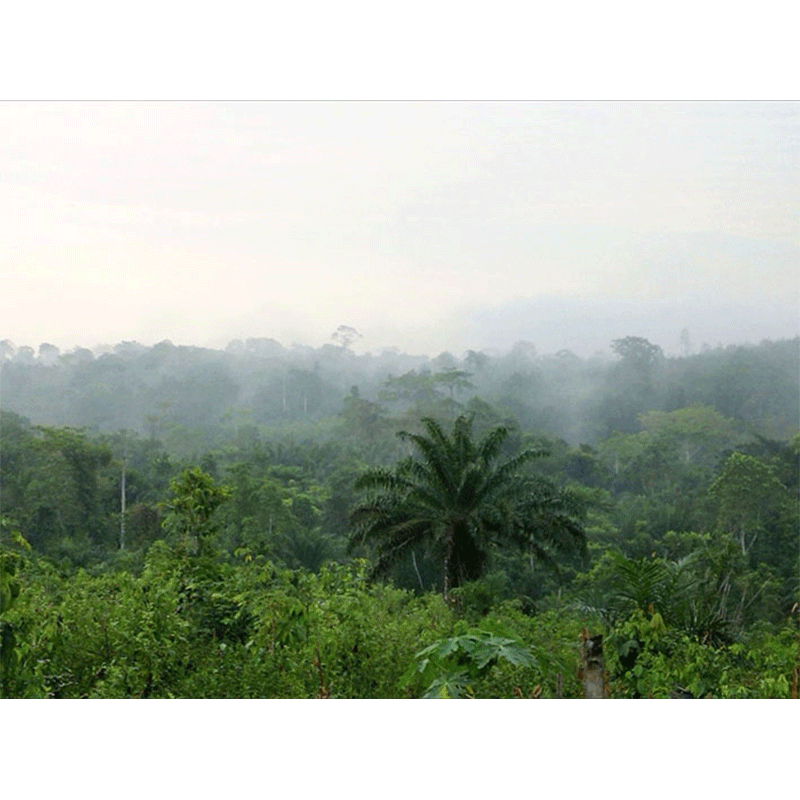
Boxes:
[1,101,797,356]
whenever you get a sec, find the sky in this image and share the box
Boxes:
[1,100,798,357]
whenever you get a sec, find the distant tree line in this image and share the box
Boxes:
[1,335,797,454]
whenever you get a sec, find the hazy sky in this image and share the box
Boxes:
[1,101,797,356]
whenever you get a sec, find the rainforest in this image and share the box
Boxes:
[1,334,798,698]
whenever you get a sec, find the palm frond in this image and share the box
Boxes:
[452,414,476,465]
[476,424,509,466]
[399,429,457,497]
[348,413,586,598]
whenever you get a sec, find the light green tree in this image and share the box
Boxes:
[161,467,231,557]
[637,405,738,466]
[709,452,788,556]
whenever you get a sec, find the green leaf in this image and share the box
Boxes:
[423,671,470,699]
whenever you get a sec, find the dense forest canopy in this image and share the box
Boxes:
[1,333,798,698]
[1,334,797,448]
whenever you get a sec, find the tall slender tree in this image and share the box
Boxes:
[349,415,586,600]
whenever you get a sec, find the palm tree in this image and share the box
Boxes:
[349,415,586,601]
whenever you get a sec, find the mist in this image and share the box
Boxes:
[1,101,797,358]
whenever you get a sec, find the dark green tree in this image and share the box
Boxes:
[349,415,586,601]
[600,336,665,434]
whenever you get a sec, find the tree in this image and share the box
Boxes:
[602,336,665,434]
[611,336,663,370]
[161,468,231,558]
[339,387,389,451]
[24,426,114,552]
[331,325,362,350]
[349,415,586,601]
[708,452,788,557]
[637,406,738,466]
[433,368,474,417]
[379,370,440,408]
[37,343,60,366]
[1,516,37,697]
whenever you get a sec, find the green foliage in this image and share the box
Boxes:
[174,557,456,698]
[350,414,585,600]
[0,413,177,567]
[406,631,539,698]
[1,334,798,699]
[605,606,799,699]
[3,529,795,698]
[160,467,231,556]
[573,538,790,649]
[708,451,789,556]
[638,405,738,466]
[0,517,37,696]
[398,601,588,698]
